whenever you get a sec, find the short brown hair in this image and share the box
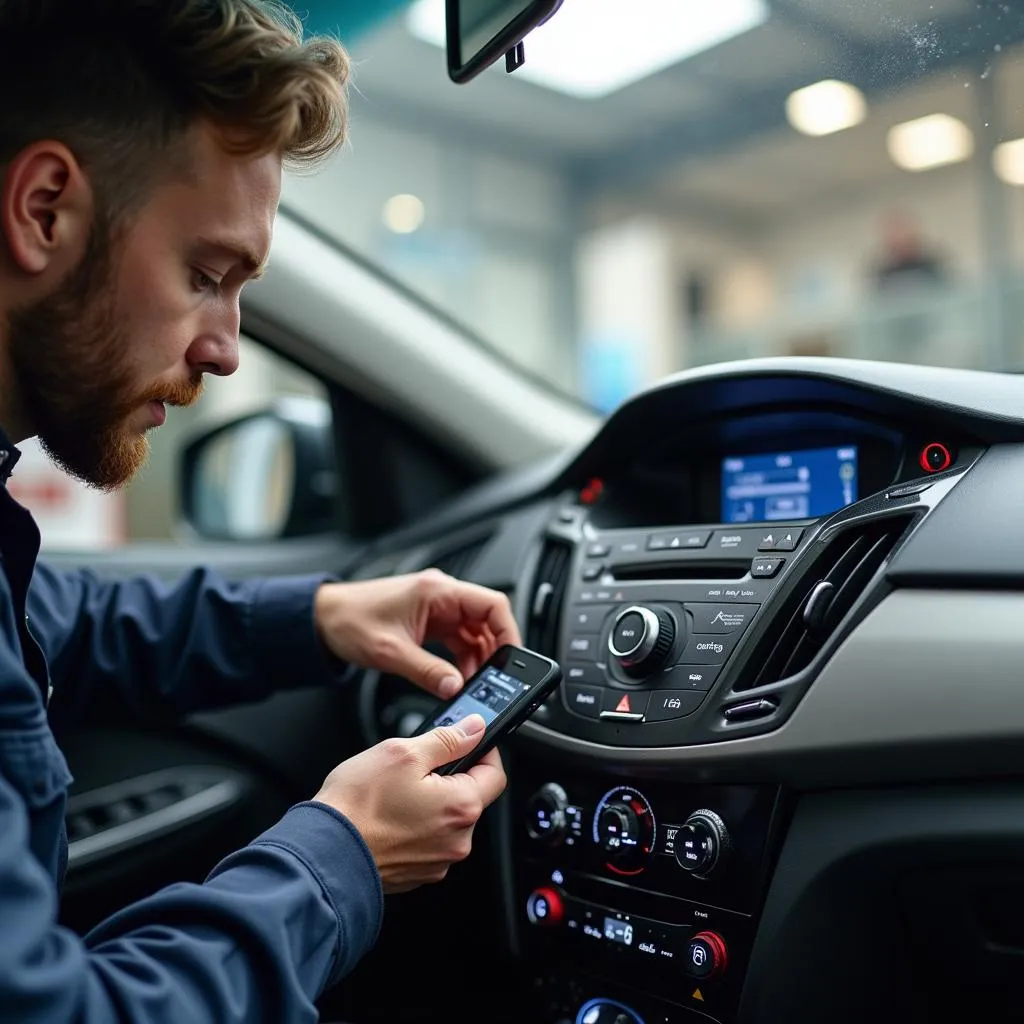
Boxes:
[0,0,350,219]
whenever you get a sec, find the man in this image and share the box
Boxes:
[0,2,517,1021]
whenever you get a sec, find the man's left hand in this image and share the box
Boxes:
[314,570,522,699]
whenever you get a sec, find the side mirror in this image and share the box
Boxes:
[179,396,338,542]
[446,0,564,83]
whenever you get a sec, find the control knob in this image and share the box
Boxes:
[526,887,564,927]
[608,605,676,677]
[596,801,640,854]
[687,931,729,981]
[526,782,568,845]
[675,809,731,878]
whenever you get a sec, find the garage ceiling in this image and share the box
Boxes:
[328,0,1024,226]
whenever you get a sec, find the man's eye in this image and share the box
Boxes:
[192,269,219,292]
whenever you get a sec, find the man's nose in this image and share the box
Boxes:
[185,329,240,378]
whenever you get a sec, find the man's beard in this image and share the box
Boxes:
[6,226,202,491]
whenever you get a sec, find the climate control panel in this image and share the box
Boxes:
[511,768,783,1023]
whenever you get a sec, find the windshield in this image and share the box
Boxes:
[281,0,1024,413]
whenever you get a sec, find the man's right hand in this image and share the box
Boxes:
[313,714,505,893]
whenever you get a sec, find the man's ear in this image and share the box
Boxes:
[1,141,93,278]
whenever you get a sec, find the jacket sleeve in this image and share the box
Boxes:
[0,770,383,1022]
[30,564,350,728]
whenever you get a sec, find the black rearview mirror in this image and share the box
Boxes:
[446,0,564,84]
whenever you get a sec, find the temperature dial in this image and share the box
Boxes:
[675,809,731,879]
[526,783,568,845]
[609,606,676,677]
[593,786,656,875]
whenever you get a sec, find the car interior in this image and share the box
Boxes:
[26,1,1024,1022]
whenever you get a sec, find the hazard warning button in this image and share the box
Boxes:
[600,688,649,721]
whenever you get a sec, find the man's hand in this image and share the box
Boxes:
[314,714,506,893]
[314,570,522,699]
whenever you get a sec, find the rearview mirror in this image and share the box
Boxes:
[179,397,338,542]
[446,0,563,83]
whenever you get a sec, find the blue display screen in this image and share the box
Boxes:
[721,445,858,523]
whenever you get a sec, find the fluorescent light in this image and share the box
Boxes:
[785,79,866,136]
[383,194,426,234]
[994,137,1024,186]
[408,0,770,99]
[887,113,974,172]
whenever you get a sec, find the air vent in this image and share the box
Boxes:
[739,514,915,691]
[430,534,491,580]
[527,539,571,660]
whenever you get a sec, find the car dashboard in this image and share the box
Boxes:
[351,358,1024,1024]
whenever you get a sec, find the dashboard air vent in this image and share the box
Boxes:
[527,539,571,660]
[739,514,915,691]
[430,534,491,580]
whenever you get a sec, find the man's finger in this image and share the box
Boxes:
[411,714,486,771]
[381,638,463,699]
[446,582,522,648]
[465,746,506,808]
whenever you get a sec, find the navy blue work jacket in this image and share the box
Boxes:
[0,437,383,1022]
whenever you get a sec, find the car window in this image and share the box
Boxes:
[15,337,328,551]
[286,0,1024,413]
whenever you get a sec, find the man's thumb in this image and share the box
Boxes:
[414,714,487,770]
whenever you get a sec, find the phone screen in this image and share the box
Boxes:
[429,664,532,730]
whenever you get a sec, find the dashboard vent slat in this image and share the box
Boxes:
[738,514,914,692]
[527,539,571,660]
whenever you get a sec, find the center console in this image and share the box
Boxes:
[509,764,784,1023]
[503,433,974,1022]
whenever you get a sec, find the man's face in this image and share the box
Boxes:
[7,124,281,490]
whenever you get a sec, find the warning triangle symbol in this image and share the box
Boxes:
[692,988,704,1002]
[615,694,632,713]
[670,537,681,548]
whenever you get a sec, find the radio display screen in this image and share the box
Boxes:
[721,445,858,523]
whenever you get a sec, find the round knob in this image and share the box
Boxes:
[597,801,639,854]
[675,809,731,878]
[608,605,676,676]
[526,783,568,845]
[687,931,728,980]
[526,887,564,927]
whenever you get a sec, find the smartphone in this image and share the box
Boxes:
[413,644,562,775]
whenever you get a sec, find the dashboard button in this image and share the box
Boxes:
[758,528,802,551]
[661,665,721,691]
[565,684,604,718]
[586,542,611,558]
[569,606,611,631]
[645,690,705,722]
[648,530,711,551]
[581,564,603,582]
[601,688,650,719]
[688,602,759,634]
[712,530,758,555]
[568,635,599,657]
[751,556,785,578]
[681,631,741,665]
[565,662,604,685]
[616,538,644,558]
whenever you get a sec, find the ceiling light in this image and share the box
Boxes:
[383,194,426,234]
[887,113,974,172]
[994,137,1024,186]
[785,79,866,136]
[408,0,770,99]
